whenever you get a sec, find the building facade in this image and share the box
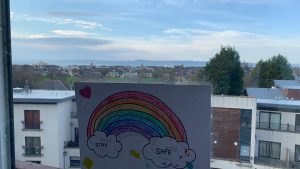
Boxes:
[13,89,79,169]
[247,80,300,168]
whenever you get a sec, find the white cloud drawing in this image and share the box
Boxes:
[87,131,122,159]
[143,137,196,168]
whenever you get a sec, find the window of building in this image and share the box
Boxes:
[258,141,281,159]
[296,115,300,132]
[24,110,40,129]
[295,145,300,163]
[24,137,41,156]
[259,111,281,130]
[75,127,79,144]
[70,156,80,167]
[239,109,252,161]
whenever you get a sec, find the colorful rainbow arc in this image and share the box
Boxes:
[87,91,187,142]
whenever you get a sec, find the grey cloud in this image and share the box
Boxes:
[12,37,112,46]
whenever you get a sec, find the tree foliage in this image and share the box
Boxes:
[252,54,294,88]
[203,46,244,95]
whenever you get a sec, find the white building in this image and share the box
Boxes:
[13,89,80,169]
[247,81,300,169]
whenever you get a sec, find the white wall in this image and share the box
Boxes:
[255,129,300,162]
[212,95,257,166]
[57,100,73,169]
[64,148,80,169]
[14,100,74,169]
[14,104,60,167]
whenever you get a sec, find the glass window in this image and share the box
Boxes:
[258,141,281,159]
[24,110,40,129]
[75,127,79,144]
[295,145,300,163]
[70,156,80,167]
[240,109,252,161]
[296,115,300,132]
[259,111,281,130]
[25,137,41,156]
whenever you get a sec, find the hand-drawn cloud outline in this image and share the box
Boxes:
[143,137,196,168]
[87,131,122,159]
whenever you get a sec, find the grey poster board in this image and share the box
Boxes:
[75,83,211,169]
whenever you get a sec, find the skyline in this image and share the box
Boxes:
[10,0,300,63]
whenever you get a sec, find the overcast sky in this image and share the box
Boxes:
[10,0,300,63]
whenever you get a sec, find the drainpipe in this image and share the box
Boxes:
[0,0,15,168]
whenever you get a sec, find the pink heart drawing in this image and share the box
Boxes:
[79,86,91,99]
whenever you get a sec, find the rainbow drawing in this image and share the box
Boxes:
[87,91,187,142]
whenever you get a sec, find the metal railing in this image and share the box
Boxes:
[22,146,43,157]
[21,121,43,131]
[256,122,300,133]
[64,141,79,148]
[255,157,300,168]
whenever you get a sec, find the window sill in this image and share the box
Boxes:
[22,154,44,157]
[22,128,43,131]
[69,166,80,168]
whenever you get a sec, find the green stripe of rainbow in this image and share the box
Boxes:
[87,91,187,142]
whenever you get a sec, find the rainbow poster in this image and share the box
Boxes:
[75,83,211,169]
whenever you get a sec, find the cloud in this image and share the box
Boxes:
[13,34,111,47]
[12,13,108,30]
[52,30,95,37]
[11,28,300,63]
[87,131,122,159]
[143,137,196,168]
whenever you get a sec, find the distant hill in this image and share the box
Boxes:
[13,59,207,67]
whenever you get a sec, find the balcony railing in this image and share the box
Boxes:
[22,146,44,157]
[255,157,300,168]
[256,122,300,133]
[21,121,43,131]
[64,141,79,148]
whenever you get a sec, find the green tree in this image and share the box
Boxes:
[203,46,244,95]
[252,54,294,88]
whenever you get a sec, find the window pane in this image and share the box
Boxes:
[270,113,280,130]
[260,112,269,129]
[259,141,267,157]
[295,145,300,162]
[270,142,281,159]
[296,115,300,131]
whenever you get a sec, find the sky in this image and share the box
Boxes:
[10,0,300,63]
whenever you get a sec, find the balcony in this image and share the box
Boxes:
[22,146,44,157]
[21,121,43,131]
[255,157,300,168]
[256,122,300,133]
[64,141,79,148]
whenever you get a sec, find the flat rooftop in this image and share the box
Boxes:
[13,89,75,104]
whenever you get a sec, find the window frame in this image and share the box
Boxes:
[258,140,281,159]
[69,156,80,167]
[24,137,42,156]
[259,111,281,130]
[24,110,41,130]
[295,145,300,163]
